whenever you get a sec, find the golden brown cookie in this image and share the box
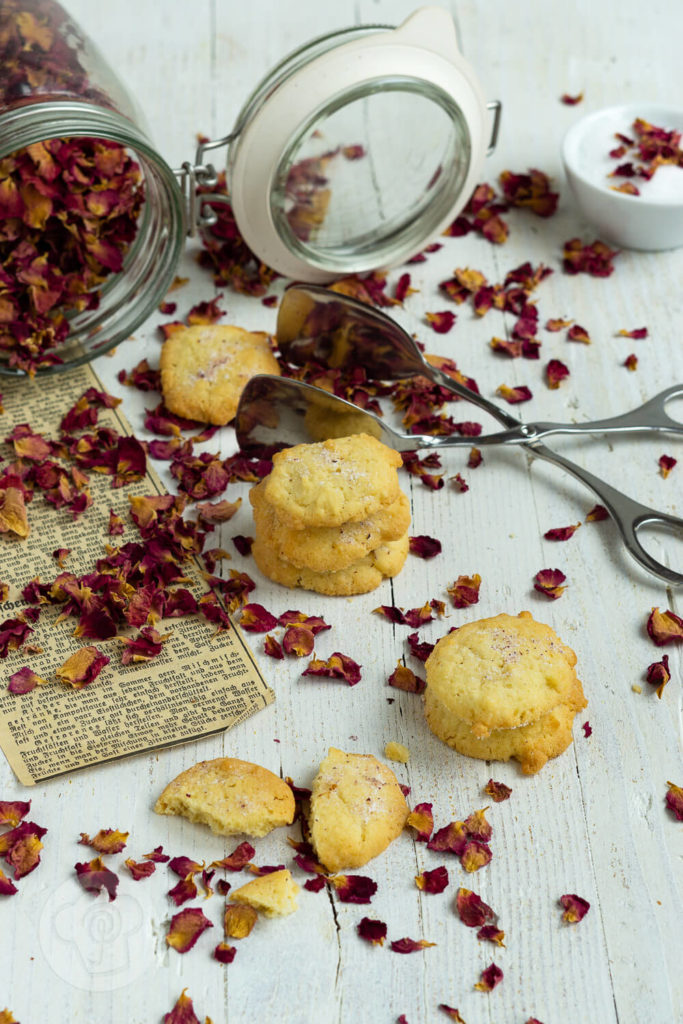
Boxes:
[308,747,409,872]
[160,323,280,425]
[424,676,587,774]
[261,434,402,529]
[424,611,580,737]
[251,533,409,596]
[250,480,410,572]
[153,757,295,837]
[230,869,299,917]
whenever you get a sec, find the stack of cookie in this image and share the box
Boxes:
[249,433,411,595]
[424,611,587,774]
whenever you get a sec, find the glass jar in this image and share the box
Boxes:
[0,2,499,377]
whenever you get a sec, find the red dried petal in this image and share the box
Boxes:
[546,359,570,389]
[585,504,609,522]
[484,779,511,802]
[499,168,558,217]
[533,568,567,599]
[560,893,590,923]
[277,611,331,635]
[425,311,456,334]
[477,925,506,946]
[456,887,495,927]
[415,865,449,894]
[438,1007,467,1022]
[646,655,670,698]
[163,991,202,1024]
[406,802,434,841]
[78,829,129,854]
[409,535,442,559]
[8,666,48,694]
[232,535,253,556]
[282,626,315,657]
[567,324,591,344]
[496,384,533,404]
[461,841,493,872]
[617,327,648,339]
[125,858,156,880]
[121,626,169,665]
[166,907,214,953]
[544,523,581,541]
[239,603,279,632]
[55,646,110,688]
[388,662,426,694]
[144,845,170,863]
[168,877,199,906]
[474,963,504,991]
[0,801,31,828]
[213,942,237,964]
[623,353,638,371]
[582,721,592,737]
[330,875,377,903]
[647,607,683,646]
[545,318,573,332]
[390,937,436,953]
[264,634,284,659]
[169,856,204,877]
[303,876,326,893]
[665,781,683,821]
[0,866,18,896]
[658,455,677,478]
[357,916,387,945]
[211,841,255,872]
[562,238,617,277]
[302,652,361,686]
[74,857,119,901]
[448,574,481,608]
[427,822,468,856]
[406,632,434,663]
[450,472,469,492]
[195,498,242,524]
[561,92,584,105]
[0,820,47,879]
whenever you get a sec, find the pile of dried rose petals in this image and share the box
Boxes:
[607,117,683,195]
[0,799,46,895]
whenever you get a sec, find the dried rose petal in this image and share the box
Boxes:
[646,655,670,698]
[7,666,48,694]
[163,990,203,1024]
[533,568,567,599]
[475,963,504,991]
[169,856,204,878]
[166,907,214,953]
[448,574,481,608]
[544,523,581,541]
[426,311,456,334]
[665,781,683,821]
[427,822,468,856]
[499,168,558,217]
[455,887,495,927]
[232,535,253,557]
[562,238,617,277]
[406,803,434,841]
[647,607,683,645]
[561,92,584,105]
[213,942,237,964]
[0,801,31,828]
[282,626,315,657]
[239,603,279,632]
[330,874,377,903]
[125,858,156,880]
[546,359,570,389]
[0,866,18,896]
[560,893,590,923]
[623,353,638,371]
[196,499,242,524]
[658,455,677,478]
[302,652,361,686]
[277,611,331,635]
[168,878,198,907]
[484,780,511,803]
[0,484,29,539]
[211,842,255,872]
[264,635,284,659]
[477,925,506,946]
[0,820,47,879]
[617,327,648,339]
[496,384,533,404]
[450,472,469,492]
[415,866,449,894]
[357,916,387,945]
[567,324,591,344]
[586,504,609,522]
[438,1008,466,1022]
[490,337,522,358]
[304,875,326,893]
[78,829,128,854]
[409,535,442,559]
[390,937,436,953]
[55,646,110,688]
[546,318,573,332]
[461,841,493,873]
[224,903,258,939]
[74,857,119,901]
[406,632,434,663]
[388,662,426,694]
[582,721,592,737]
[144,846,170,863]
[216,879,232,896]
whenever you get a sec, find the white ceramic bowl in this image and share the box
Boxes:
[561,103,683,251]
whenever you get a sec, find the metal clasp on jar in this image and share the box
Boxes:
[174,133,236,236]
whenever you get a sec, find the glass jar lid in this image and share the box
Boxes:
[227,8,498,281]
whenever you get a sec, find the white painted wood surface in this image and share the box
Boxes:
[2,1,683,1022]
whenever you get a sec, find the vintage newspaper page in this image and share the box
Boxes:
[0,363,273,785]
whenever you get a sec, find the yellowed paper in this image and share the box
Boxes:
[0,364,273,785]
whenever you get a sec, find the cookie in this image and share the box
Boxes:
[251,533,409,596]
[250,480,410,572]
[231,869,299,917]
[308,747,409,872]
[424,611,580,737]
[261,433,402,529]
[154,757,295,837]
[160,323,280,426]
[425,676,587,774]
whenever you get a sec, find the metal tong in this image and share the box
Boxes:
[235,284,683,585]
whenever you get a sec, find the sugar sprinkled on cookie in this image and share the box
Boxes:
[154,757,295,837]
